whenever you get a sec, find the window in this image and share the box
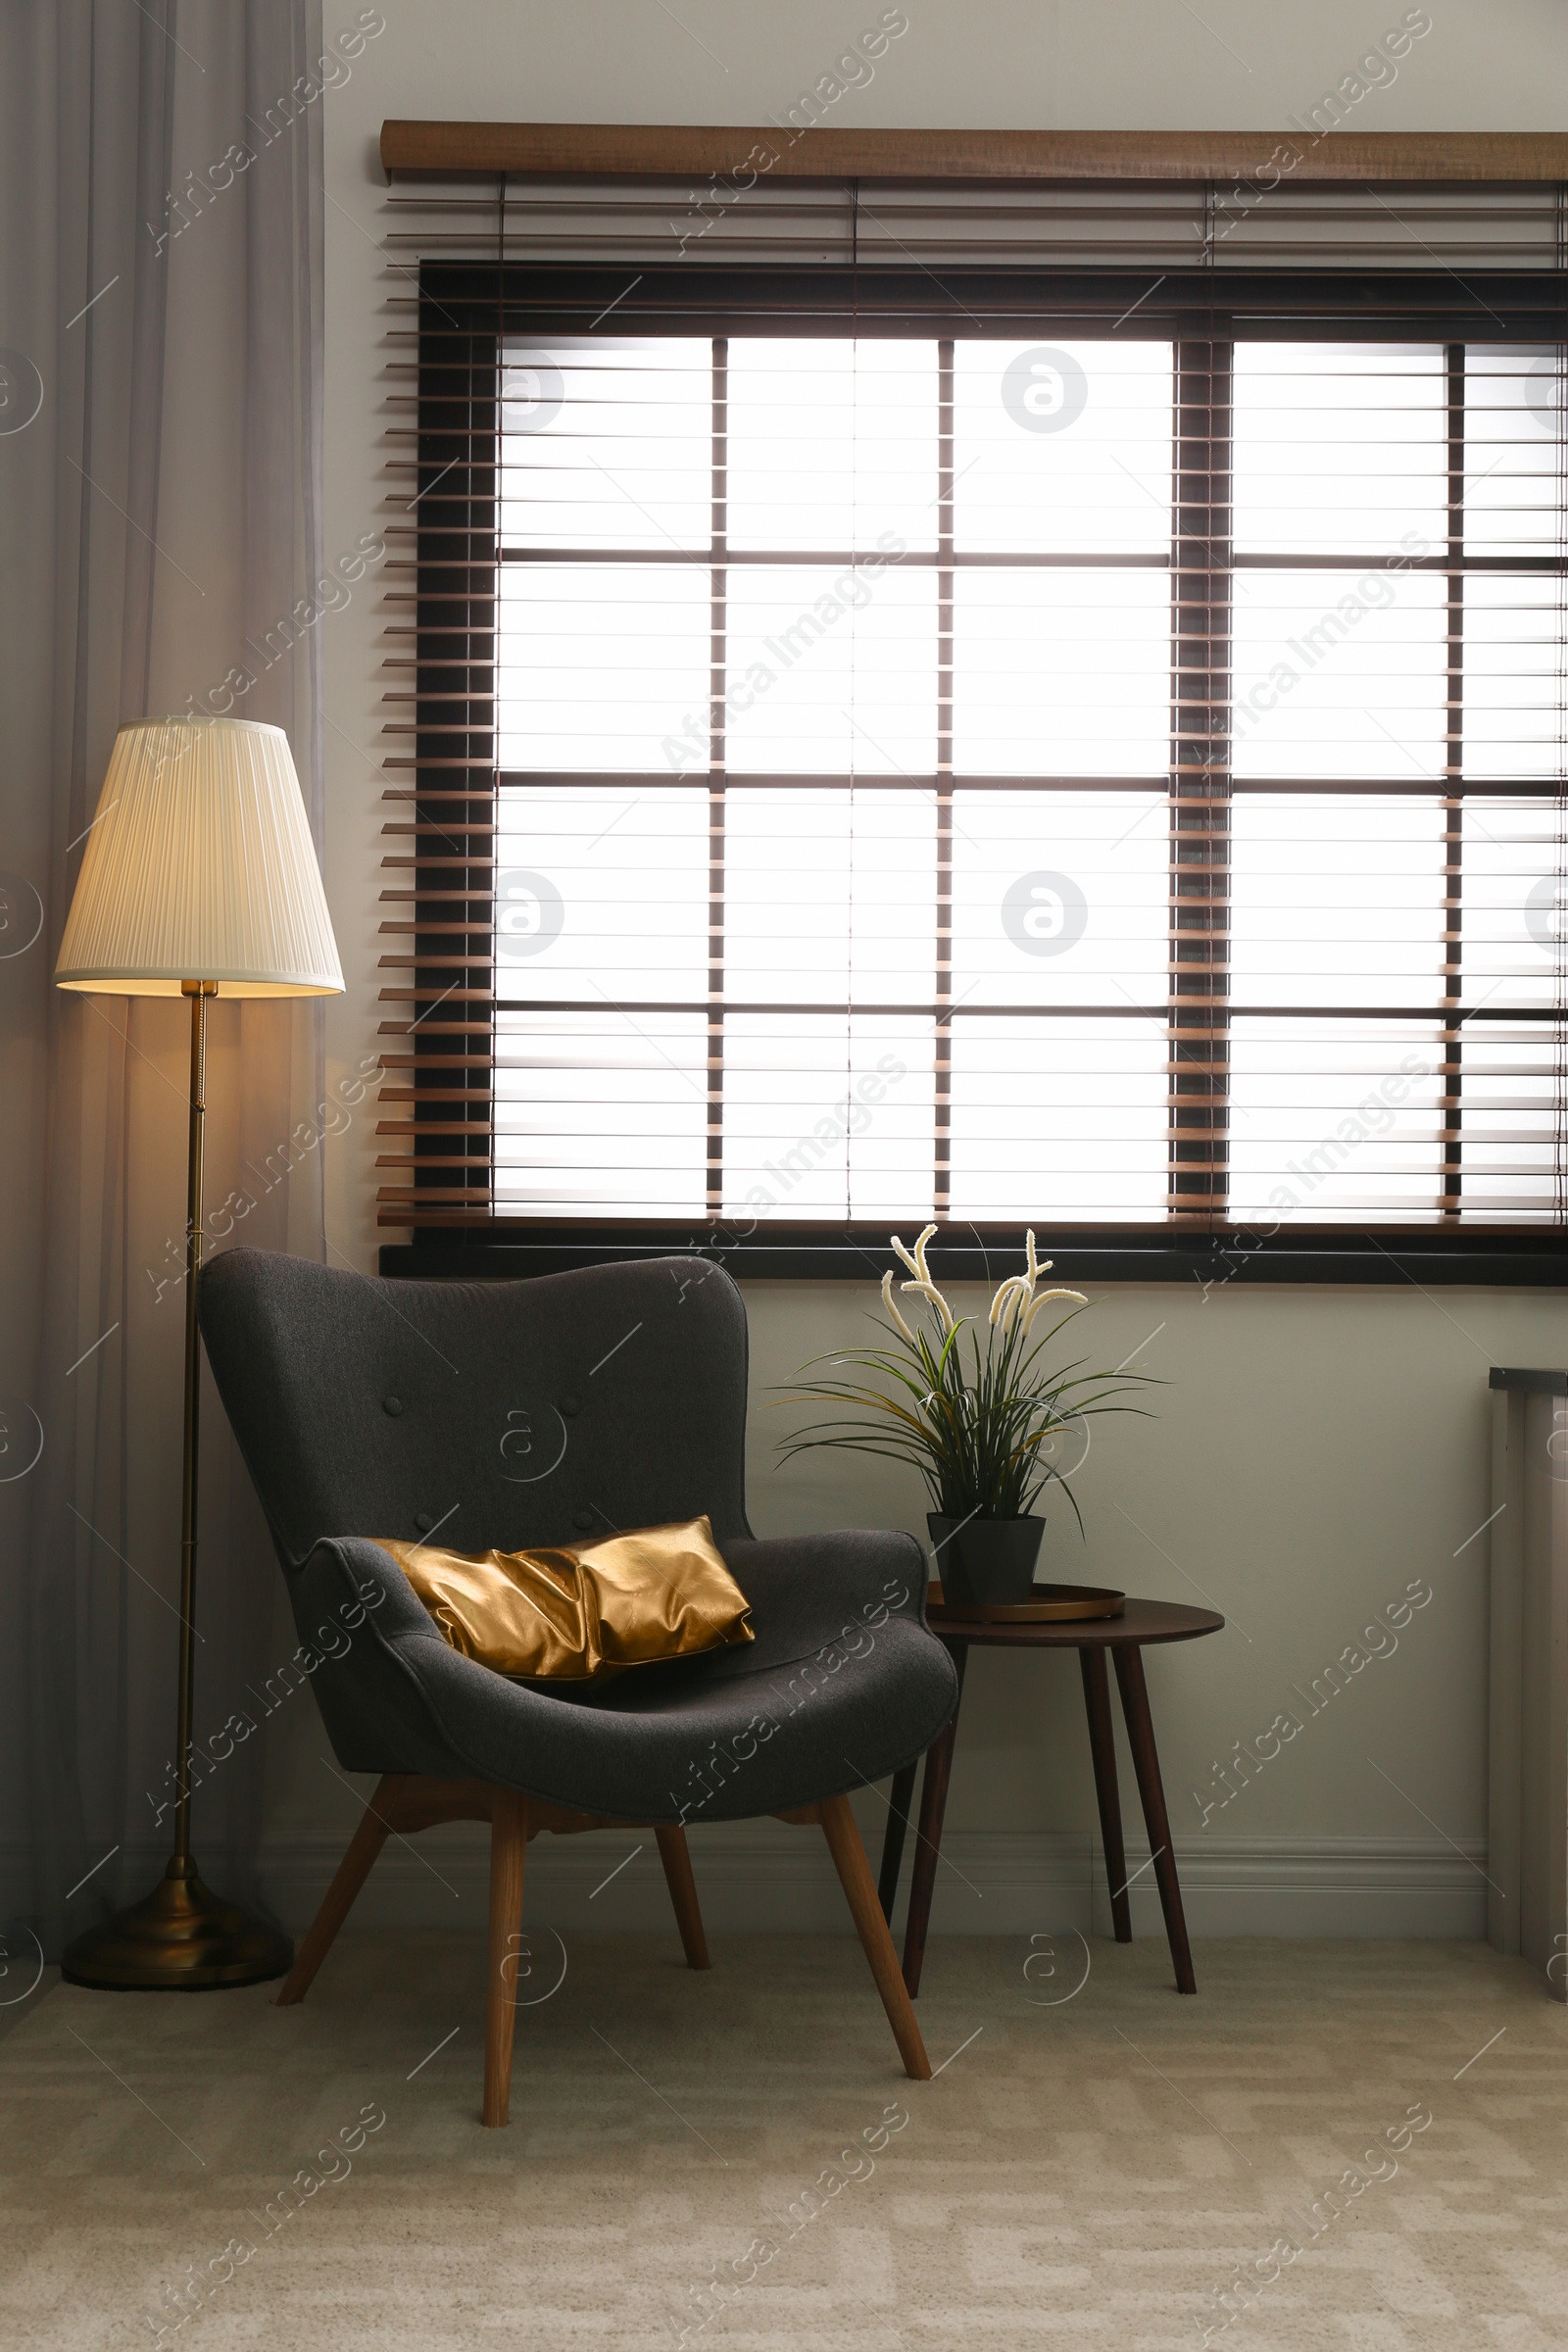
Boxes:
[387,265,1568,1277]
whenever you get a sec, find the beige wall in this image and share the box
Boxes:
[292,0,1568,1936]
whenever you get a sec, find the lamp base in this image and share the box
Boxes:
[61,1855,292,1991]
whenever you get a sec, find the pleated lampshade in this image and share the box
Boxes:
[55,716,343,997]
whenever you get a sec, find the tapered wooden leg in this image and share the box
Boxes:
[818,1794,931,2081]
[483,1789,530,2127]
[655,1825,710,1969]
[1112,1644,1197,1995]
[877,1761,918,1922]
[1079,1646,1132,1942]
[276,1773,398,2006]
[902,1641,968,1997]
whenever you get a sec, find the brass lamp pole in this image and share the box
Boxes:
[54,716,343,1988]
[173,981,217,1881]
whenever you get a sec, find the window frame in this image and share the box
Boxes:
[385,261,1568,1285]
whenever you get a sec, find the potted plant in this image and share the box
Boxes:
[780,1226,1151,1606]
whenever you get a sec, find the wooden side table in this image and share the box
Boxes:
[878,1591,1224,1996]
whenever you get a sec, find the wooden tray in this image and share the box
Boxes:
[928,1580,1126,1622]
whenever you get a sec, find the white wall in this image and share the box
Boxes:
[290,0,1568,1939]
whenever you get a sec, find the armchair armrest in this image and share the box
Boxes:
[281,1537,470,1779]
[716,1526,931,1675]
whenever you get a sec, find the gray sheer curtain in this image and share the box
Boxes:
[0,0,326,1957]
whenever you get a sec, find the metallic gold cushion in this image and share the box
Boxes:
[378,1516,755,1683]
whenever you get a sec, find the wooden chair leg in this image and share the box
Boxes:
[483,1789,530,2128]
[818,1794,931,2082]
[276,1773,398,2007]
[654,1825,710,1969]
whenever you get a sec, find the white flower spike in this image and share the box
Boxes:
[989,1274,1028,1329]
[991,1233,1067,1333]
[1023,1285,1087,1331]
[902,1278,956,1335]
[891,1224,938,1288]
[881,1268,917,1347]
[889,1228,955,1335]
[889,1232,923,1284]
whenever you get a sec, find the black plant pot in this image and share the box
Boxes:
[928,1513,1044,1607]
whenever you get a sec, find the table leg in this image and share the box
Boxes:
[877,1761,918,1922]
[901,1642,967,1999]
[1111,1643,1197,1994]
[1078,1646,1132,1943]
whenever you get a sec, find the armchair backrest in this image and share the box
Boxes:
[198,1249,752,1569]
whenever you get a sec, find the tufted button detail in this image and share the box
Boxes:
[414,1510,434,1533]
[383,1396,404,1417]
[560,1394,582,1418]
[571,1508,594,1532]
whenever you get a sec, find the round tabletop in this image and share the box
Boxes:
[925,1587,1223,1648]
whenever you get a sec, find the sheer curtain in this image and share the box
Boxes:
[0,0,326,1958]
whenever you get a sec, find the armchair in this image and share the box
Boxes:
[198,1249,959,2123]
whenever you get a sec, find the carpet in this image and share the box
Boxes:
[1,1931,1564,2349]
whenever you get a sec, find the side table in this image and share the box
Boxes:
[878,1590,1224,1995]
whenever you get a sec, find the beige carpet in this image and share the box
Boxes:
[1,1930,1565,2349]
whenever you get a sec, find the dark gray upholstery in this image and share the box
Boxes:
[199,1249,957,1823]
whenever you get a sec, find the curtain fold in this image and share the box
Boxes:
[0,0,327,1958]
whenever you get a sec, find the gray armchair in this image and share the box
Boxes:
[198,1248,958,2123]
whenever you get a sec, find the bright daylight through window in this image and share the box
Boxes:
[402,310,1568,1243]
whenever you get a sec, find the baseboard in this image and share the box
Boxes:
[2,1828,1487,1945]
[251,1825,1487,1940]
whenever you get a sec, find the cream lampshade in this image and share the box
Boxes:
[55,715,343,997]
[54,713,342,1991]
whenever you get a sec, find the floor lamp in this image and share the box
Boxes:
[54,715,344,1988]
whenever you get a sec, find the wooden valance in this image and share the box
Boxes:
[380,122,1568,186]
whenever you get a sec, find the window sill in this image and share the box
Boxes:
[380,1222,1568,1288]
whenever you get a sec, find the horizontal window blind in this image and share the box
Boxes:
[376,179,1567,1246]
[379,176,1568,270]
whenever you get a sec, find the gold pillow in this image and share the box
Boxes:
[377,1515,755,1683]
